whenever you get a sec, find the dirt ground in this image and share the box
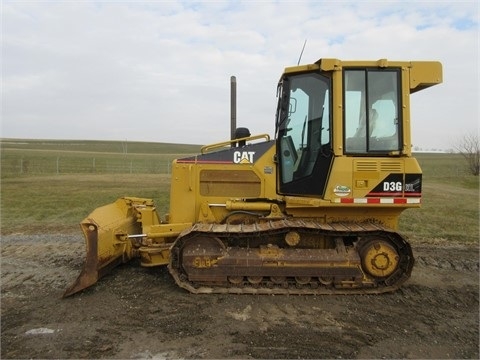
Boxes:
[1,233,478,359]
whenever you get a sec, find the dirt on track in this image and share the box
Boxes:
[1,233,479,359]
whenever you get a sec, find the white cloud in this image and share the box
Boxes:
[1,0,478,149]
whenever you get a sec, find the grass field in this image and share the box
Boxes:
[1,139,478,243]
[399,153,479,243]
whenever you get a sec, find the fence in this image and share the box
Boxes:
[1,153,177,176]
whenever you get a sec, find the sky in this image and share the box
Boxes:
[1,0,479,150]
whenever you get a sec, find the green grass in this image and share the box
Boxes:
[0,174,172,235]
[399,153,479,243]
[1,140,478,244]
[0,138,193,234]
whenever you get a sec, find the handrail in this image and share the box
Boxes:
[201,134,271,154]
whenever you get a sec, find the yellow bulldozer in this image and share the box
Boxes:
[64,58,442,297]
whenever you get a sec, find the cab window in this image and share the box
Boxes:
[344,69,401,153]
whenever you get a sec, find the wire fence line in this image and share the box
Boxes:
[1,156,174,175]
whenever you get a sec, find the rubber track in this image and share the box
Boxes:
[168,220,414,295]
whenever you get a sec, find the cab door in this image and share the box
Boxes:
[276,72,333,197]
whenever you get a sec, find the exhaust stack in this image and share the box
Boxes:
[230,76,237,141]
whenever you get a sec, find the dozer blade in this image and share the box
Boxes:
[63,198,145,297]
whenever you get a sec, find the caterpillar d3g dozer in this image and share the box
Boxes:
[64,58,442,297]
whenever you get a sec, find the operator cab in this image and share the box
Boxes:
[275,60,404,197]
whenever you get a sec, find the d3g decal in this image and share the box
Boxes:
[383,181,403,192]
[367,174,422,197]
